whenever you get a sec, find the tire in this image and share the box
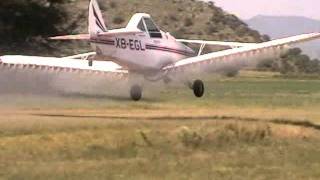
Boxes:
[130,85,142,101]
[193,80,204,98]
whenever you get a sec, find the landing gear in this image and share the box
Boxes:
[130,85,142,101]
[88,60,93,67]
[192,80,204,98]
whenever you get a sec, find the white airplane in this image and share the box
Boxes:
[1,0,320,101]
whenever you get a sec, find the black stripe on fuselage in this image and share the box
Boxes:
[89,40,194,56]
[146,44,195,56]
[90,39,115,45]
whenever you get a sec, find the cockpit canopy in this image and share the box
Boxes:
[127,13,162,38]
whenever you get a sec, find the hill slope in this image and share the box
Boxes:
[0,0,267,56]
[246,15,320,59]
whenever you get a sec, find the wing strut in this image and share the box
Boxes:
[198,43,206,56]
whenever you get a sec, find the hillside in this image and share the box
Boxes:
[246,15,320,59]
[0,0,267,56]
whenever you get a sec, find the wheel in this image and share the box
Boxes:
[130,85,142,101]
[192,80,204,98]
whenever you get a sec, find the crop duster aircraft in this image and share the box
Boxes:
[1,0,320,101]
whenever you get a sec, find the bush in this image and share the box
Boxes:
[261,34,271,41]
[172,27,186,39]
[113,16,125,24]
[256,59,279,72]
[208,1,215,8]
[184,18,193,27]
[287,48,302,56]
[110,1,117,8]
[169,14,178,22]
[279,48,320,75]
[206,24,218,34]
[222,67,239,77]
[178,127,202,148]
[215,123,272,144]
[256,48,320,75]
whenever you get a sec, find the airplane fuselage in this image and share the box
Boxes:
[90,32,195,72]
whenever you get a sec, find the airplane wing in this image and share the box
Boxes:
[165,33,320,76]
[0,55,128,78]
[177,39,258,48]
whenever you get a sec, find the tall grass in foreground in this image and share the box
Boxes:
[0,117,320,179]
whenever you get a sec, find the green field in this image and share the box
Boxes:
[1,71,320,180]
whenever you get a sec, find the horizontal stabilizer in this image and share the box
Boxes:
[49,34,90,40]
[50,29,142,40]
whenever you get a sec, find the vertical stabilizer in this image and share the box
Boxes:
[89,0,108,37]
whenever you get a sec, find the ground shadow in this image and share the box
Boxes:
[58,92,165,102]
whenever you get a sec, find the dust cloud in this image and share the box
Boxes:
[0,68,167,100]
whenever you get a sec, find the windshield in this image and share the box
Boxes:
[137,19,146,32]
[144,18,159,32]
[143,18,162,38]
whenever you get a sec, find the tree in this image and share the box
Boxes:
[260,47,320,75]
[0,0,67,42]
[282,48,306,74]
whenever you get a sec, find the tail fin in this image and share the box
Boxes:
[89,0,108,36]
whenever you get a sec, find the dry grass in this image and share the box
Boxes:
[0,71,320,179]
[0,114,320,179]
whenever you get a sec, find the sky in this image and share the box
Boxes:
[209,0,320,20]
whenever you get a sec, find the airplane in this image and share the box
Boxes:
[1,0,320,101]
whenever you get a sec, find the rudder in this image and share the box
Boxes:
[89,0,108,37]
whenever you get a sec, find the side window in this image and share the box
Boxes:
[137,20,146,32]
[144,18,162,38]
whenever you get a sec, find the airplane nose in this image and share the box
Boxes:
[185,46,196,55]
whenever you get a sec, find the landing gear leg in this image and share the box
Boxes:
[88,60,93,67]
[130,84,142,101]
[192,80,204,98]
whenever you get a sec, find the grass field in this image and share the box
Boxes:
[0,71,320,180]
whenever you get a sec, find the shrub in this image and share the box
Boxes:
[169,14,178,22]
[178,127,202,148]
[110,1,117,8]
[256,59,280,72]
[279,48,320,75]
[206,24,218,34]
[220,67,239,77]
[113,15,125,24]
[215,123,272,144]
[184,18,193,27]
